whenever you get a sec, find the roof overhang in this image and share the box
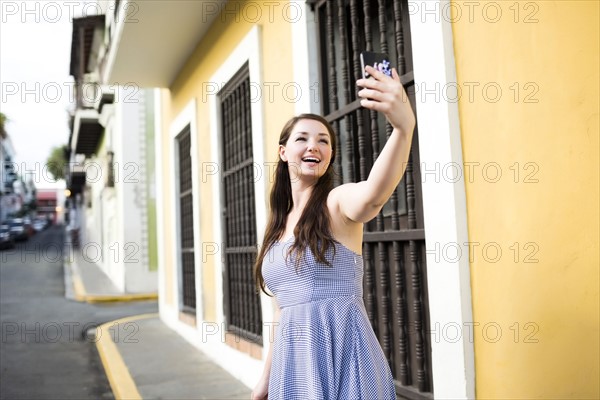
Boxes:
[70,15,105,78]
[70,109,103,157]
[103,0,226,87]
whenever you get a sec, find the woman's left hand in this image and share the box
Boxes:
[357,66,416,135]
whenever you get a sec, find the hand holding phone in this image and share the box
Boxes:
[357,51,415,134]
[360,51,393,80]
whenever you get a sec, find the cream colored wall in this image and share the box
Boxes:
[162,1,296,322]
[450,1,599,398]
[160,89,175,307]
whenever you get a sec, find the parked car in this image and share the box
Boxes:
[0,224,15,249]
[7,218,29,241]
[22,217,35,236]
[33,219,47,232]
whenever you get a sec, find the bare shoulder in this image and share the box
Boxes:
[327,182,367,218]
[327,182,364,209]
[327,184,364,254]
[327,184,354,220]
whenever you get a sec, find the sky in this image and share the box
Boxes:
[1,1,77,189]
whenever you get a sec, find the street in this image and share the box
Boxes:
[0,225,158,399]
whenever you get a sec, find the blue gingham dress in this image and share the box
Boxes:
[262,236,396,400]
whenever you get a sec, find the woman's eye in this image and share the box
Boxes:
[296,137,306,141]
[320,140,329,144]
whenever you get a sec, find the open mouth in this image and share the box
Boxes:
[302,157,321,164]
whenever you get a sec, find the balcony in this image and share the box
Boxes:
[71,109,103,157]
[67,163,86,195]
[102,0,226,87]
[70,15,105,102]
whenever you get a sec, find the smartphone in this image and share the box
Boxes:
[360,51,393,79]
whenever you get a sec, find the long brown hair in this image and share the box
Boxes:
[254,113,338,295]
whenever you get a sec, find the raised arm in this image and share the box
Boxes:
[331,66,416,224]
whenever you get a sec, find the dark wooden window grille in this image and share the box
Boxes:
[106,150,115,188]
[221,64,263,344]
[177,126,196,312]
[312,0,432,398]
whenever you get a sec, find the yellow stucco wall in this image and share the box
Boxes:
[162,1,296,322]
[451,1,599,398]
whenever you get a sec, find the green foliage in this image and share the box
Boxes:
[0,112,7,137]
[46,145,68,181]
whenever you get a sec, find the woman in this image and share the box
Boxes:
[252,65,416,400]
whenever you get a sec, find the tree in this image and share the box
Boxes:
[46,145,69,182]
[0,112,7,138]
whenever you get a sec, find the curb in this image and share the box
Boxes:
[69,258,158,303]
[84,293,159,303]
[95,313,158,400]
[70,262,87,302]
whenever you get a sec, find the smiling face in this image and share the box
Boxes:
[279,118,333,183]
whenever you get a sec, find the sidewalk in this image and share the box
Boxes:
[64,240,252,399]
[95,314,252,400]
[65,245,158,303]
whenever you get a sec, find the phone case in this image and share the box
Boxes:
[360,52,393,79]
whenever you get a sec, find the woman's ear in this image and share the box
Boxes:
[279,144,287,162]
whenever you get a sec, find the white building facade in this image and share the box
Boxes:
[68,12,157,294]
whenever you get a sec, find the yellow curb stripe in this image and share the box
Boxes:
[69,260,157,303]
[86,293,159,303]
[95,313,158,400]
[70,263,87,302]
